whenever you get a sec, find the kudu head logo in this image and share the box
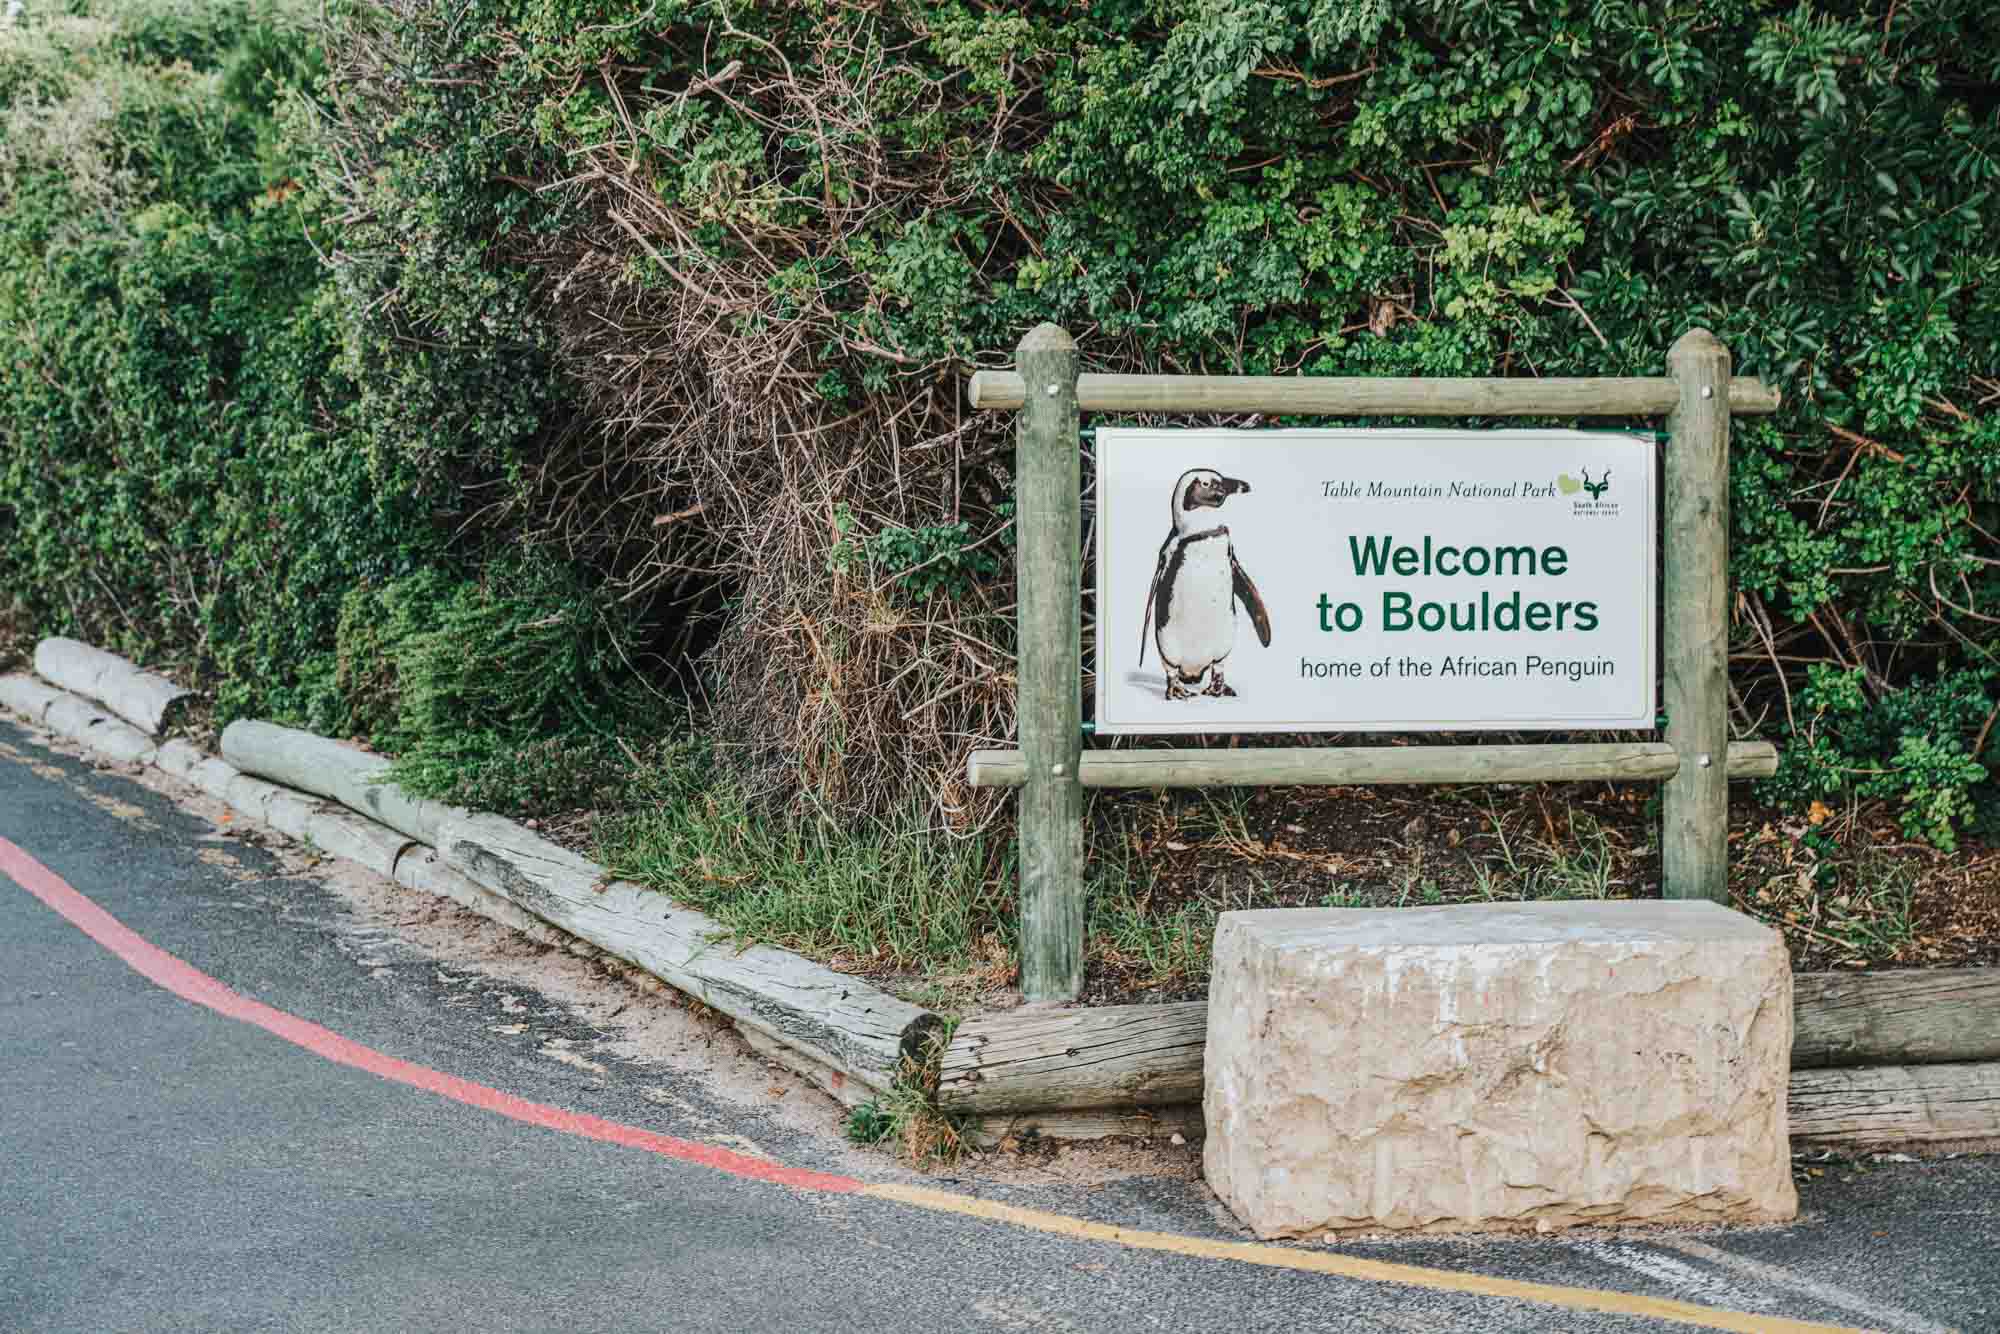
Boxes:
[1580,467,1611,500]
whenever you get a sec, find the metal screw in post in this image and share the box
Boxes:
[1046,383,1059,396]
[1698,753,1713,769]
[1701,385,1714,399]
[1051,763,1066,776]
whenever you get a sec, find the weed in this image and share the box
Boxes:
[1530,811,1618,900]
[1179,790,1259,851]
[844,1101,895,1145]
[1082,812,1281,989]
[1471,801,1621,902]
[1820,858,1919,960]
[1749,838,1921,966]
[1385,841,1440,907]
[596,755,1003,978]
[1319,884,1367,909]
[845,1083,972,1167]
[1090,885,1218,990]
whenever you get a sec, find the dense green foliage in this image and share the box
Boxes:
[0,2,446,723]
[334,557,666,813]
[301,0,2000,840]
[0,2,655,809]
[3,1,1999,846]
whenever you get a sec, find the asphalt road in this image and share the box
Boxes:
[2,714,1995,1333]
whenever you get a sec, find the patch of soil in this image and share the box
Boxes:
[1073,782,2000,1005]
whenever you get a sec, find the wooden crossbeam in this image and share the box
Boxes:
[967,740,1779,789]
[967,370,1782,417]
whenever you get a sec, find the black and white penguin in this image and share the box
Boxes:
[1138,468,1272,699]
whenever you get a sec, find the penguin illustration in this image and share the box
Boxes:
[1138,468,1272,699]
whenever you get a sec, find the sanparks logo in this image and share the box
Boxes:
[1317,463,1621,513]
[1556,465,1621,518]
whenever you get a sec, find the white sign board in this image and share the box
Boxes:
[1094,428,1655,735]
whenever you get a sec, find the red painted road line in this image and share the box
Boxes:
[0,834,864,1195]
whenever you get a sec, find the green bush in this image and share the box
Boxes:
[1775,664,1992,849]
[0,4,452,726]
[336,555,671,813]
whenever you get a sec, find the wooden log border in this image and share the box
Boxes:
[436,810,943,1098]
[983,328,1785,995]
[222,719,462,847]
[1788,1062,2000,1152]
[4,643,946,1107]
[937,972,2000,1119]
[31,637,191,737]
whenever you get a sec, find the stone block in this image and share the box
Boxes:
[1202,900,1796,1238]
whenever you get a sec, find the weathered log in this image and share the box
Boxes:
[967,741,1779,789]
[20,683,158,765]
[166,747,408,875]
[436,811,943,1097]
[185,755,248,806]
[222,770,293,827]
[32,637,190,736]
[261,788,321,842]
[0,673,64,725]
[937,1002,1207,1114]
[1788,1062,2000,1150]
[221,719,458,847]
[936,970,2000,1116]
[966,370,1783,417]
[963,1103,1202,1150]
[152,738,207,782]
[1793,969,2000,1068]
[393,845,564,947]
[299,807,414,879]
[736,1024,874,1110]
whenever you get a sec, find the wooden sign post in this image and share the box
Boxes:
[975,324,1778,1003]
[1662,329,1733,915]
[1014,324,1086,1002]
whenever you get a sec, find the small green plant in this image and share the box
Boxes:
[1473,803,1620,901]
[844,1100,896,1145]
[1771,666,1994,851]
[828,504,1004,604]
[842,1083,970,1165]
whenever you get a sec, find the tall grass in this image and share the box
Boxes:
[596,757,1007,977]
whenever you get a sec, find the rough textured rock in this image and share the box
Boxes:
[1203,900,1796,1238]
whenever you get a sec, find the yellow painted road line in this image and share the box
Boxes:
[862,1184,1866,1334]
